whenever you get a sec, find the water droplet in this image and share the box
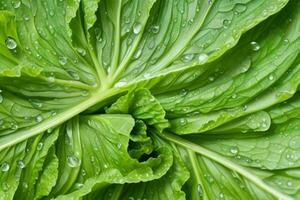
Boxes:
[12,1,21,9]
[51,111,57,116]
[219,192,225,199]
[243,105,248,111]
[208,76,214,82]
[22,182,28,189]
[5,37,17,50]
[287,180,293,187]
[103,164,108,168]
[49,10,54,17]
[67,155,80,168]
[117,143,122,149]
[35,115,43,123]
[133,22,142,34]
[283,39,289,45]
[74,182,83,189]
[10,123,18,130]
[250,41,260,51]
[230,146,239,155]
[197,184,203,195]
[134,48,142,59]
[77,48,86,56]
[67,70,80,80]
[143,73,151,78]
[149,96,155,102]
[204,174,214,183]
[208,0,213,5]
[23,14,30,21]
[17,160,25,169]
[58,56,68,65]
[0,162,10,172]
[188,19,194,25]
[81,90,89,97]
[234,3,247,14]
[150,25,160,34]
[198,53,208,63]
[114,80,127,88]
[30,100,43,108]
[181,53,194,63]
[231,93,237,99]
[268,74,274,81]
[179,118,187,125]
[180,89,188,96]
[37,142,43,150]
[47,128,53,133]
[223,19,231,29]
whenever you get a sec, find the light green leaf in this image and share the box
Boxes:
[0,0,299,199]
[52,114,173,199]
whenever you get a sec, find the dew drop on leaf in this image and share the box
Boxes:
[22,182,28,189]
[37,142,43,151]
[134,48,142,59]
[67,155,80,168]
[17,160,25,169]
[133,22,142,34]
[5,37,17,50]
[74,182,83,189]
[77,48,86,56]
[67,70,80,80]
[0,162,10,172]
[234,3,247,14]
[250,41,260,51]
[12,0,21,9]
[198,53,208,64]
[287,180,293,187]
[49,10,55,17]
[180,89,188,96]
[10,123,18,130]
[58,56,68,65]
[35,115,43,123]
[268,74,274,81]
[181,53,194,63]
[179,118,187,125]
[197,184,203,196]
[208,76,214,82]
[117,143,122,149]
[223,19,231,29]
[143,73,151,78]
[229,146,239,155]
[31,100,43,108]
[150,25,160,34]
[283,38,289,45]
[219,192,225,199]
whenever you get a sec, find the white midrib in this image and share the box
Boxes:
[163,132,293,200]
[0,87,121,151]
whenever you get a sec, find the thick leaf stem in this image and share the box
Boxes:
[162,132,293,200]
[0,87,121,151]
